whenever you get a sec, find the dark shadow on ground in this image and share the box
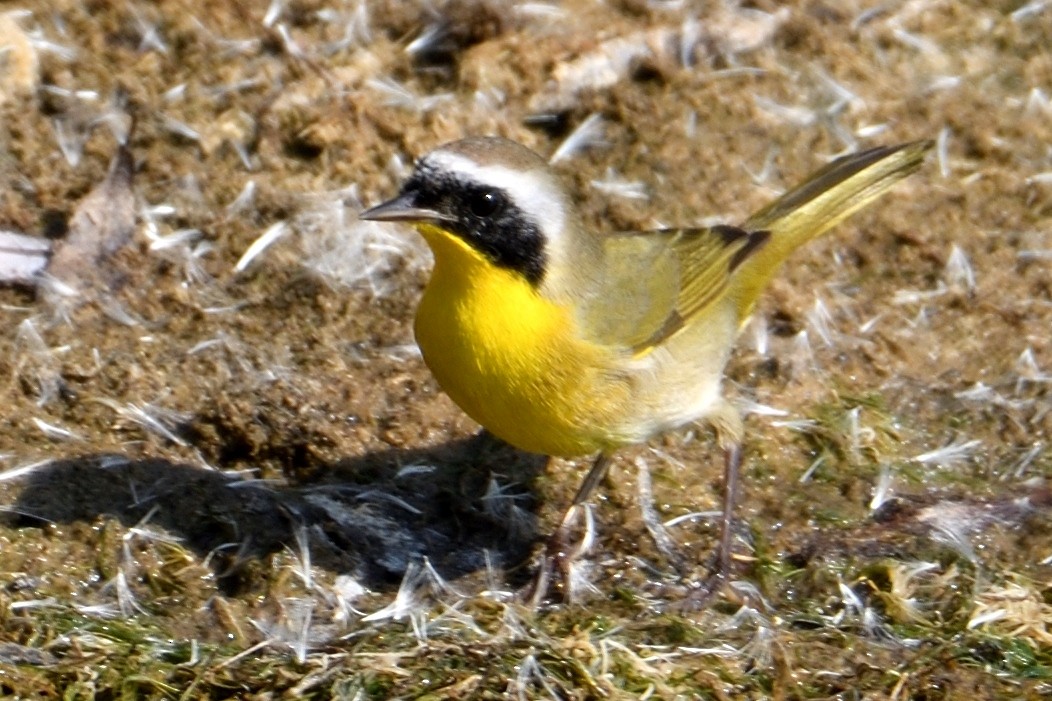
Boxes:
[7,432,548,595]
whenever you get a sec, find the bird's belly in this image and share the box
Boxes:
[630,306,738,432]
[414,264,621,457]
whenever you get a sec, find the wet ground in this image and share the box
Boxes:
[1,1,1050,697]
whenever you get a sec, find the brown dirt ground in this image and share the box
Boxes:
[1,0,1050,698]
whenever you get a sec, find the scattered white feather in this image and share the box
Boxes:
[849,407,866,465]
[225,180,257,216]
[109,570,145,617]
[753,95,817,127]
[838,577,864,614]
[683,108,698,139]
[954,382,1027,410]
[675,643,740,657]
[812,66,862,113]
[1017,248,1052,261]
[352,488,423,515]
[589,169,649,200]
[549,113,606,164]
[234,221,289,273]
[919,504,982,563]
[0,229,50,283]
[361,558,451,625]
[856,123,890,139]
[331,574,367,624]
[292,523,314,591]
[799,455,826,483]
[299,186,428,296]
[9,598,59,611]
[737,608,777,666]
[925,75,961,94]
[891,285,948,305]
[943,244,975,292]
[0,459,51,483]
[1015,347,1052,385]
[131,7,167,54]
[967,607,1008,628]
[788,329,817,378]
[769,418,819,431]
[869,464,894,511]
[858,314,882,334]
[890,26,941,55]
[1011,0,1050,22]
[15,318,64,405]
[1005,443,1042,480]
[318,1,371,51]
[744,146,779,187]
[143,203,177,221]
[1025,88,1050,117]
[936,126,951,178]
[147,228,202,252]
[533,10,782,113]
[162,82,186,102]
[512,654,562,700]
[514,3,565,20]
[159,113,201,142]
[25,24,78,62]
[473,87,506,112]
[806,297,836,347]
[275,24,304,59]
[379,343,421,362]
[480,477,535,541]
[286,598,315,663]
[736,398,789,417]
[663,510,721,529]
[405,23,445,56]
[52,117,86,167]
[533,37,650,112]
[366,77,452,112]
[912,439,981,468]
[263,0,283,28]
[744,314,769,355]
[395,463,437,479]
[95,399,189,446]
[39,84,97,100]
[32,417,82,442]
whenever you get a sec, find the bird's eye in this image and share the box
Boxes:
[466,189,502,218]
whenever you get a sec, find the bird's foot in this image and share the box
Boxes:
[519,503,596,608]
[674,542,761,613]
[675,567,729,612]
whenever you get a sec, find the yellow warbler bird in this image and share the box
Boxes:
[361,136,931,604]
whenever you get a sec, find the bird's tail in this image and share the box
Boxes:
[733,139,933,321]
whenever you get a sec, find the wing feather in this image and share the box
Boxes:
[575,140,931,356]
[578,226,768,354]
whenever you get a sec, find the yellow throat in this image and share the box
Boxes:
[412,223,617,457]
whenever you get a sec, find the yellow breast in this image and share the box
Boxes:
[412,224,621,457]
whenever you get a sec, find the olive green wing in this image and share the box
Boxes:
[579,225,769,356]
[578,140,932,356]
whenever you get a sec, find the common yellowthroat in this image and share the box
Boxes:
[361,136,932,605]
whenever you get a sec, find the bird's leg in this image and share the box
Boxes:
[716,439,742,580]
[681,407,745,610]
[570,452,615,508]
[524,452,613,607]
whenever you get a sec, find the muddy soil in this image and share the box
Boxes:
[0,1,1049,697]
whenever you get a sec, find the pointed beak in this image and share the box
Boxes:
[359,193,453,224]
